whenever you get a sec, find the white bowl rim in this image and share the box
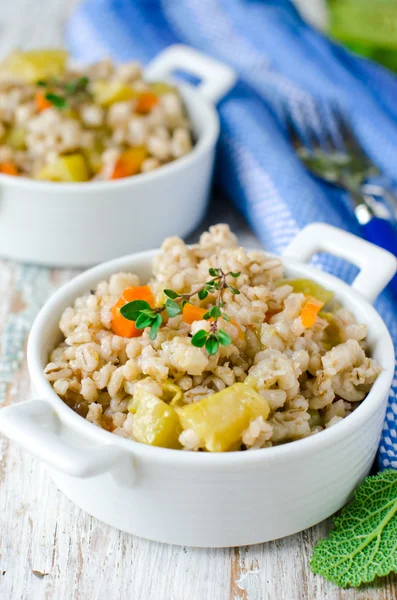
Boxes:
[0,83,219,193]
[27,247,395,467]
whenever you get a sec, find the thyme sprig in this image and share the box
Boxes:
[120,268,241,354]
[36,76,90,110]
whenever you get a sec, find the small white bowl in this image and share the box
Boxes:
[0,223,395,547]
[0,45,236,267]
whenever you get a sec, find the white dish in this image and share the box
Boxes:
[0,223,395,547]
[0,45,236,267]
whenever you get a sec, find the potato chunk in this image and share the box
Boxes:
[91,80,138,107]
[37,153,90,182]
[177,383,270,452]
[0,50,67,82]
[278,278,334,305]
[129,389,182,449]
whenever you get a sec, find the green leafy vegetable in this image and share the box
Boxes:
[310,469,397,588]
[45,93,67,109]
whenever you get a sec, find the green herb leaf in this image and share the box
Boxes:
[120,300,151,321]
[216,329,232,346]
[202,312,211,320]
[221,312,230,322]
[230,271,241,278]
[213,281,221,290]
[164,289,178,299]
[208,268,220,277]
[135,313,155,329]
[181,299,188,308]
[64,76,89,94]
[165,299,182,318]
[209,306,221,319]
[310,470,397,588]
[229,286,240,295]
[191,329,208,348]
[140,308,157,317]
[198,288,208,300]
[149,314,162,340]
[205,335,219,355]
[45,93,68,109]
[36,80,47,87]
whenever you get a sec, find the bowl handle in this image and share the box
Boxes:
[145,44,237,104]
[283,223,397,303]
[0,399,133,480]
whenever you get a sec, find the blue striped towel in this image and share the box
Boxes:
[67,0,397,469]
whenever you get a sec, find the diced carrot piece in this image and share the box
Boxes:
[109,147,147,180]
[35,91,52,112]
[111,285,155,338]
[0,161,18,176]
[300,296,324,328]
[182,304,206,324]
[135,91,159,114]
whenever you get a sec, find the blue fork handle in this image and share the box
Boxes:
[361,217,397,295]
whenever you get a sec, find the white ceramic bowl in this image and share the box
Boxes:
[0,223,396,547]
[0,45,236,267]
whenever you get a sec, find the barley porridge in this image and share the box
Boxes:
[0,50,193,181]
[44,225,380,452]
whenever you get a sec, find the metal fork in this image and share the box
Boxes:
[286,109,397,294]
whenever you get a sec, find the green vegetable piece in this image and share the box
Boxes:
[278,278,334,305]
[6,127,26,150]
[310,470,397,588]
[149,81,176,95]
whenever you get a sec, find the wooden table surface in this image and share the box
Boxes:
[1,3,397,599]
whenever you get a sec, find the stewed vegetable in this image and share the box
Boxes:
[0,49,193,182]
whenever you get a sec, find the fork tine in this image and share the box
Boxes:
[333,108,369,161]
[284,111,305,152]
[318,104,340,152]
